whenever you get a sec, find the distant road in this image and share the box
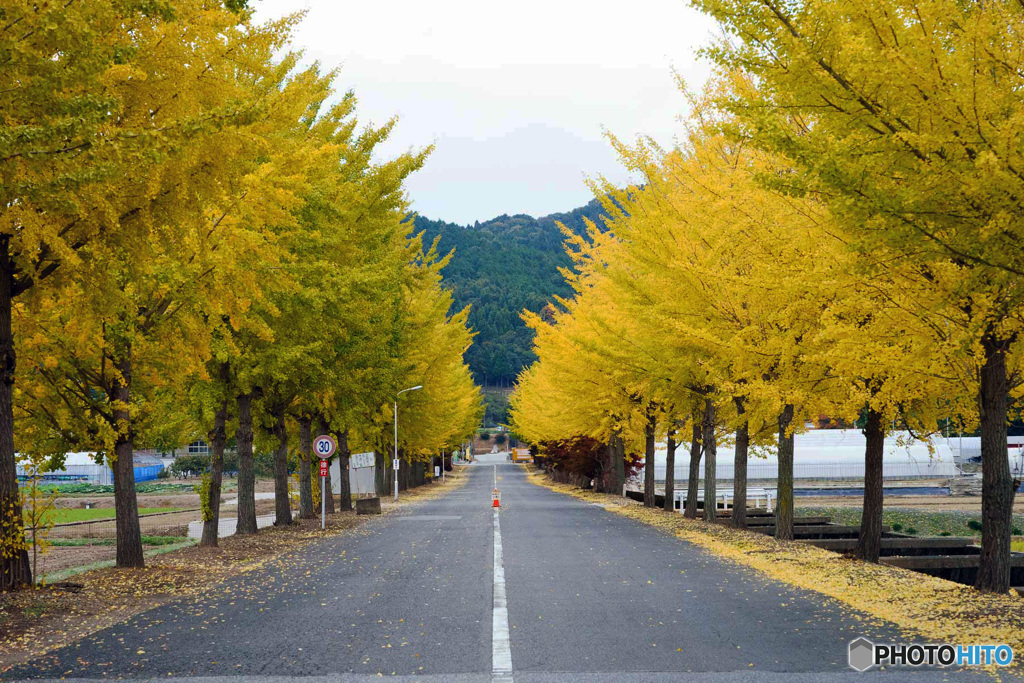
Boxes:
[474,451,512,464]
[6,465,986,682]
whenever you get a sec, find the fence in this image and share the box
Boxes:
[43,507,200,540]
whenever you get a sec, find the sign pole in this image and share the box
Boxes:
[394,400,399,501]
[313,434,337,532]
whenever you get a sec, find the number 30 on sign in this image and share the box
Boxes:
[314,435,337,459]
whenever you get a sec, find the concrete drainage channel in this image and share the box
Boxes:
[738,507,1024,588]
[627,490,1024,589]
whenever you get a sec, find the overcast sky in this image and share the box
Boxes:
[253,0,719,224]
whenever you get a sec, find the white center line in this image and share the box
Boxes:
[492,479,513,681]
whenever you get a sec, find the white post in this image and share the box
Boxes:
[392,386,422,502]
[442,450,446,483]
[394,400,399,501]
[321,473,326,530]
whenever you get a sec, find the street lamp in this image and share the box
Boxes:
[394,385,422,500]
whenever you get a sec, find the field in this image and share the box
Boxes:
[32,482,209,495]
[50,536,183,547]
[41,508,181,524]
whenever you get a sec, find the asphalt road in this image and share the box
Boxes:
[5,464,1004,682]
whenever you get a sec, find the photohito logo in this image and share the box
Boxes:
[849,638,1014,671]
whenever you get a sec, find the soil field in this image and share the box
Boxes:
[52,477,276,510]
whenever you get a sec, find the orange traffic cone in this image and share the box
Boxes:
[492,488,501,508]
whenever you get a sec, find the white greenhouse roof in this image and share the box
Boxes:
[650,429,958,481]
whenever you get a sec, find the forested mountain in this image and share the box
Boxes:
[414,198,607,387]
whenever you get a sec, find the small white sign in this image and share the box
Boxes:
[313,435,337,459]
[393,458,400,470]
[349,452,374,469]
[434,466,441,477]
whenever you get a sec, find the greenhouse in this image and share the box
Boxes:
[651,429,958,483]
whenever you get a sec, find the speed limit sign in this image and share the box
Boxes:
[313,434,337,459]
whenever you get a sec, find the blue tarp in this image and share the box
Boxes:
[133,465,163,483]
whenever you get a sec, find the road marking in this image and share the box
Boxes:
[492,503,513,680]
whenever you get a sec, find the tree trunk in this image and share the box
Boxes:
[317,416,335,513]
[337,429,352,511]
[855,404,885,562]
[111,349,144,568]
[297,416,314,519]
[611,430,626,496]
[375,450,386,497]
[200,371,229,547]
[234,392,258,535]
[702,398,717,523]
[976,334,1015,593]
[0,235,30,590]
[684,420,702,519]
[663,428,677,512]
[775,404,795,541]
[272,404,292,526]
[643,408,656,508]
[732,396,749,529]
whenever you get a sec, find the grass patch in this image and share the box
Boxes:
[1013,539,1024,553]
[42,507,180,524]
[50,535,184,547]
[796,505,1024,538]
[22,603,47,619]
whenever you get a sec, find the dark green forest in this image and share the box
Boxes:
[414,198,607,389]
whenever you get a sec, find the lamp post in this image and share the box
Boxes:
[394,385,422,501]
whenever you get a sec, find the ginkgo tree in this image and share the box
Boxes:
[689,0,1024,592]
[0,0,167,590]
[2,0,483,587]
[13,1,317,568]
[514,96,840,534]
[357,237,484,492]
[512,73,980,570]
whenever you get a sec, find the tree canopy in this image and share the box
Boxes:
[1,0,481,588]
